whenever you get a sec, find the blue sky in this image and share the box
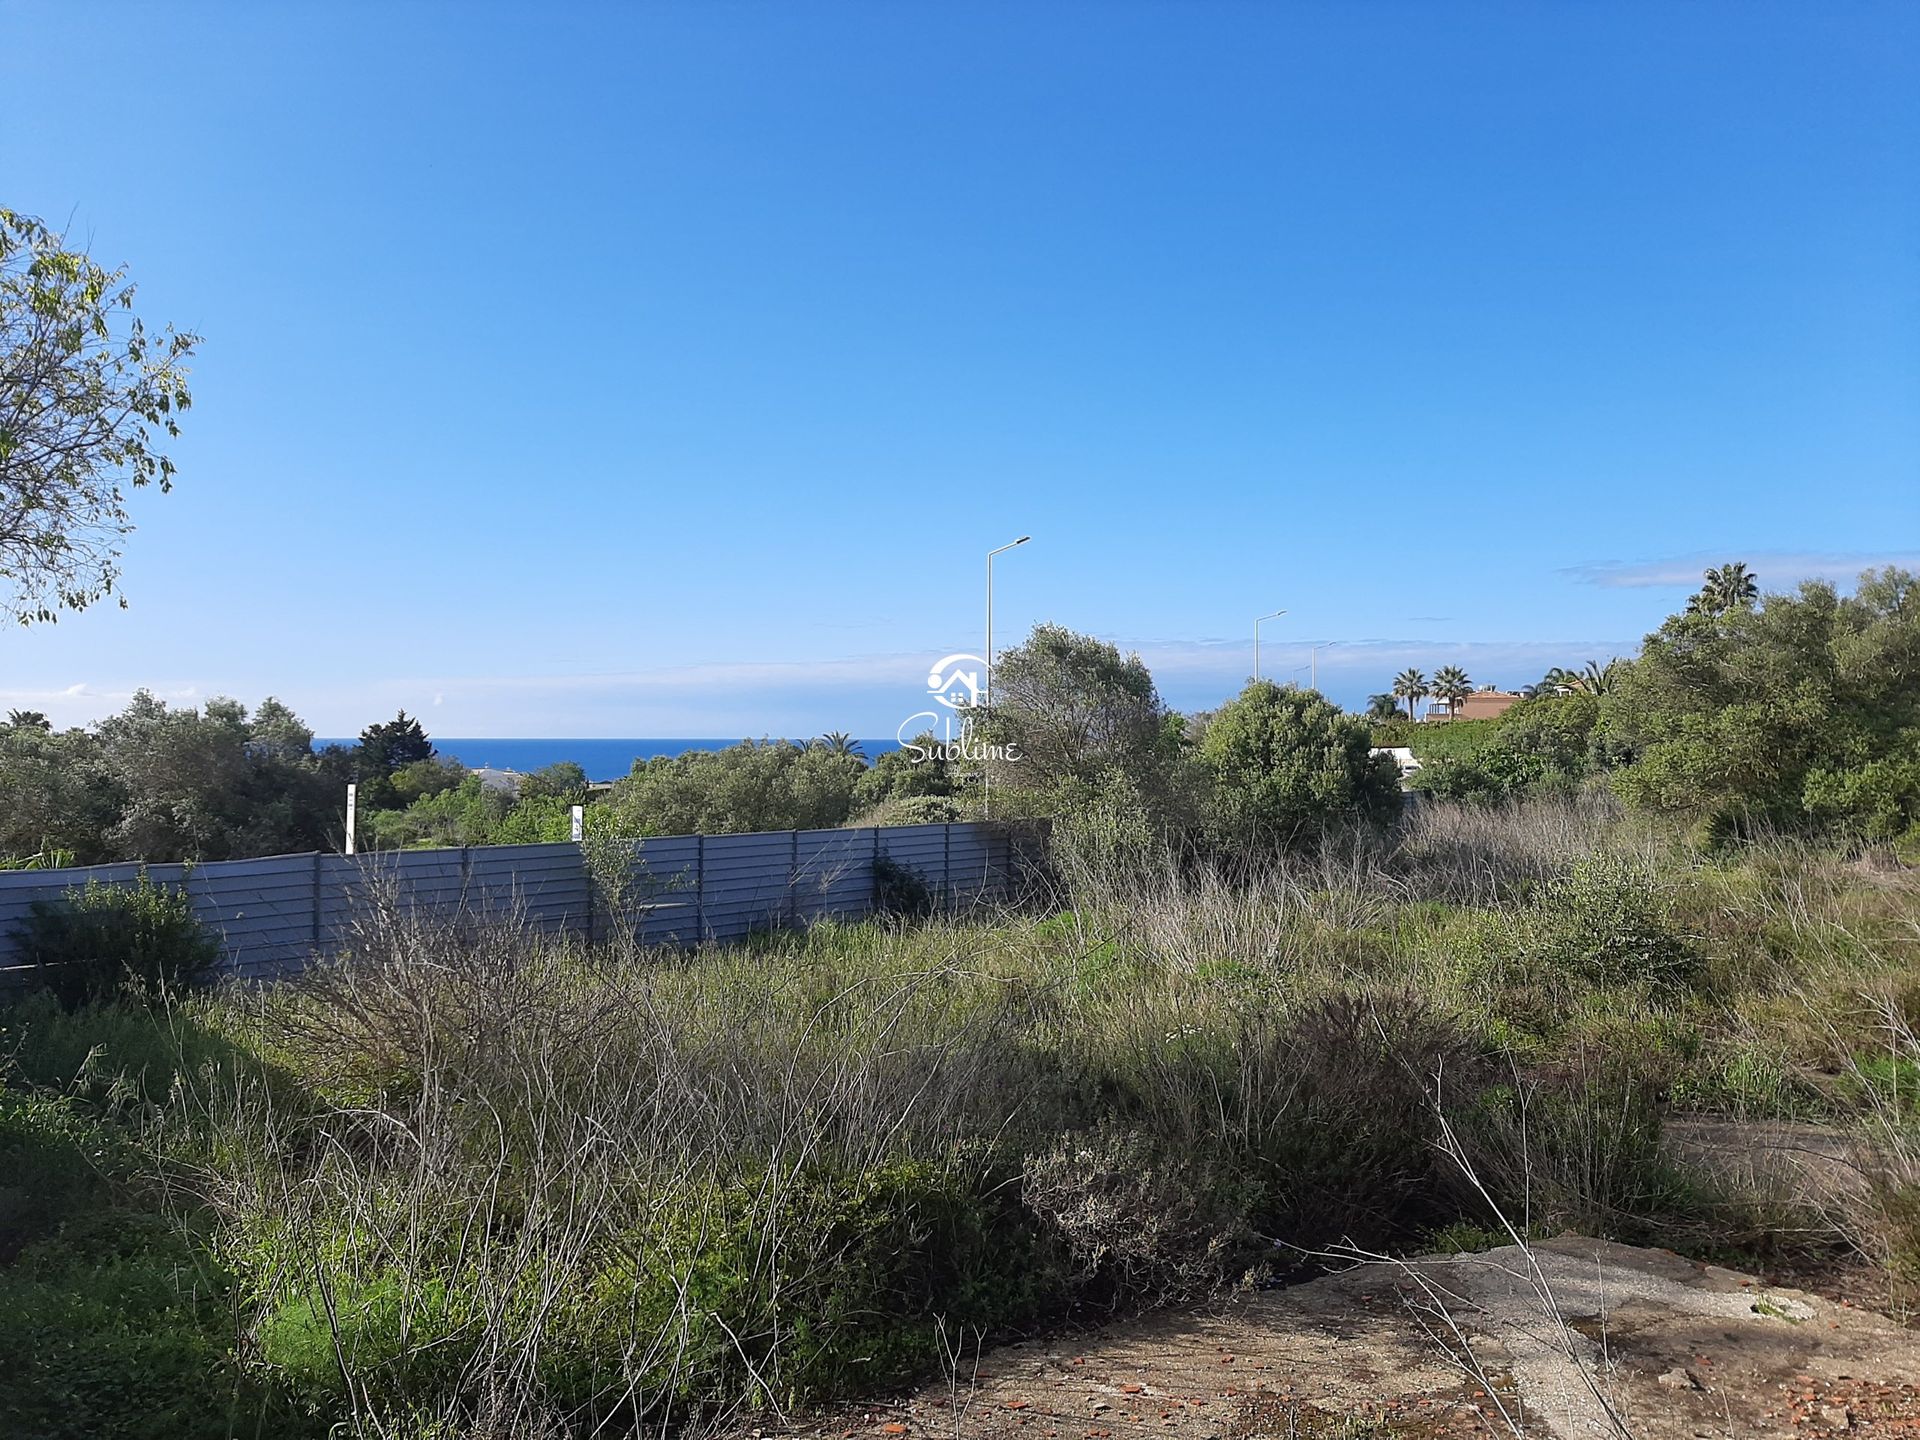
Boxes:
[3,2,1916,738]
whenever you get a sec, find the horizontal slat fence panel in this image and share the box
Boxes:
[0,821,1036,989]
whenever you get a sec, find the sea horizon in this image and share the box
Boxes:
[312,737,904,783]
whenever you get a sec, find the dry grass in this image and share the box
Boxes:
[7,795,1918,1437]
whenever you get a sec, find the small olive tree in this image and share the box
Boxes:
[0,209,198,624]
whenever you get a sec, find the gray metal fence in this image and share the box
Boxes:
[0,822,1024,988]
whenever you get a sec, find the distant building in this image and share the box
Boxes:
[1423,689,1522,723]
[470,766,522,795]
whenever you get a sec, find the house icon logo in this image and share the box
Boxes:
[926,653,985,710]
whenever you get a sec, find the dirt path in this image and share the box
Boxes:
[782,1238,1920,1439]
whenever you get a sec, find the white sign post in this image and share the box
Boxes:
[570,804,584,843]
[345,783,358,855]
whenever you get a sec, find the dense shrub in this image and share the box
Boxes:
[0,1092,308,1440]
[1452,1046,1687,1240]
[1023,1119,1258,1302]
[1200,681,1401,851]
[872,854,936,918]
[975,624,1193,835]
[1605,567,1920,838]
[1247,992,1489,1248]
[854,733,958,812]
[1410,695,1599,804]
[14,877,220,1009]
[1503,855,1699,990]
[853,793,967,828]
[607,740,866,836]
[0,1213,303,1440]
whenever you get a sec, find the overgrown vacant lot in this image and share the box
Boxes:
[3,799,1918,1439]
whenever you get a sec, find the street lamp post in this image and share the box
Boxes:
[1310,641,1339,690]
[1253,609,1288,680]
[984,536,1031,818]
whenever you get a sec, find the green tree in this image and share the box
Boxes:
[1364,693,1402,723]
[1430,665,1473,718]
[247,696,315,764]
[1605,567,1920,840]
[0,714,118,863]
[388,756,467,804]
[0,209,198,624]
[606,740,865,836]
[854,733,955,813]
[1576,659,1620,695]
[94,691,334,860]
[1199,680,1401,851]
[517,760,588,801]
[362,775,514,849]
[974,623,1188,826]
[355,711,435,807]
[1527,667,1571,698]
[1391,668,1428,721]
[1411,694,1599,804]
[815,732,865,758]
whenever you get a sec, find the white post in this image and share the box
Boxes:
[1254,609,1287,681]
[985,548,993,821]
[344,783,357,855]
[1311,641,1338,690]
[570,804,584,843]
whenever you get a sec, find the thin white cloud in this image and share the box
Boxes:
[0,682,202,727]
[1565,551,1920,591]
[3,637,1642,735]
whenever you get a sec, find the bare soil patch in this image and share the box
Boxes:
[776,1238,1920,1439]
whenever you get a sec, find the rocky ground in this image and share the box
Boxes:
[778,1237,1919,1439]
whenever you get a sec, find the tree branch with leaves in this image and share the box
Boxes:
[0,208,198,624]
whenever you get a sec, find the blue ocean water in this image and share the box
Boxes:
[314,738,902,783]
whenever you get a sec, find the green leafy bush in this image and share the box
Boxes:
[14,877,220,1009]
[872,854,935,919]
[259,1162,1062,1422]
[0,1213,309,1440]
[0,990,265,1113]
[1410,696,1600,804]
[1200,681,1401,850]
[0,1089,131,1259]
[0,1092,309,1439]
[855,793,966,828]
[1605,567,1920,837]
[259,1269,471,1411]
[1510,856,1699,989]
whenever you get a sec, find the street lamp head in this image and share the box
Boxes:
[1013,535,1031,546]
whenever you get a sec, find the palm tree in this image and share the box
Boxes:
[816,731,865,758]
[1391,668,1428,721]
[1689,561,1759,616]
[1577,659,1619,695]
[1538,666,1581,695]
[1365,693,1402,723]
[1430,665,1473,719]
